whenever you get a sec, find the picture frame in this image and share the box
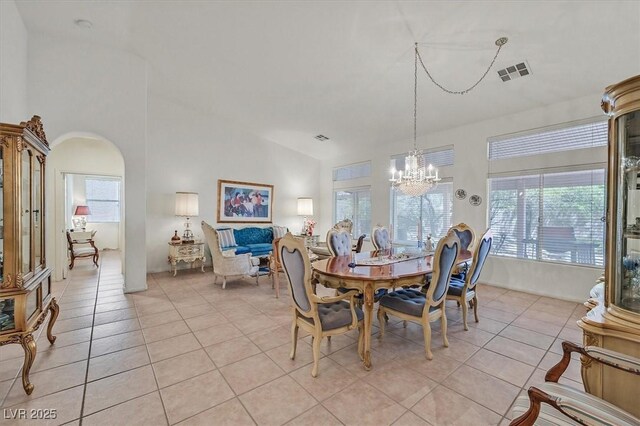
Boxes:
[217,179,274,223]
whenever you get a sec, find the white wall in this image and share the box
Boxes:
[146,95,321,273]
[30,34,148,292]
[0,0,28,122]
[321,93,606,302]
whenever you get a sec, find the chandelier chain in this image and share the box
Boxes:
[416,38,507,95]
[414,42,418,149]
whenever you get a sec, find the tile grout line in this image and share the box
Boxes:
[77,257,105,425]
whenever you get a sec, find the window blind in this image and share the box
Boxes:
[392,180,453,244]
[333,161,371,181]
[489,168,605,266]
[334,188,371,237]
[391,146,454,171]
[488,120,607,160]
[86,178,121,223]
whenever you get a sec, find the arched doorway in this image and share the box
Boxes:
[47,133,125,283]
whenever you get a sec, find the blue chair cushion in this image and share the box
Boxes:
[232,246,251,255]
[245,243,273,257]
[303,301,364,331]
[447,278,471,297]
[380,289,427,317]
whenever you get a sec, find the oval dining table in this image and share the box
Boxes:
[311,248,472,370]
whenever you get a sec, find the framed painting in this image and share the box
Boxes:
[217,179,274,223]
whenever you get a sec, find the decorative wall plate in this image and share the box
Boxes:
[455,189,467,200]
[469,195,482,206]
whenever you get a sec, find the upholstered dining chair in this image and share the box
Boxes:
[269,236,284,298]
[279,233,364,377]
[510,341,640,426]
[377,231,460,360]
[202,221,259,289]
[326,228,352,256]
[354,234,366,253]
[372,225,391,250]
[66,230,99,269]
[450,223,476,277]
[333,218,353,234]
[329,229,388,306]
[446,229,492,330]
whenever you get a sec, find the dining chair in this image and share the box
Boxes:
[510,341,640,426]
[354,234,366,253]
[329,228,388,305]
[66,230,99,269]
[326,228,352,256]
[377,231,460,360]
[446,228,492,330]
[269,236,284,298]
[450,222,476,278]
[372,225,391,250]
[279,233,364,377]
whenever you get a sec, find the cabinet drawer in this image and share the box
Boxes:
[177,246,202,256]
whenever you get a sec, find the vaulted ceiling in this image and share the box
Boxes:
[15,1,640,159]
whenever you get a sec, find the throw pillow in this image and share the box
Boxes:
[272,225,287,239]
[217,229,237,248]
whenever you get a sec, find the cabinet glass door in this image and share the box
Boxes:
[0,146,3,284]
[21,150,31,275]
[617,110,640,313]
[34,157,42,268]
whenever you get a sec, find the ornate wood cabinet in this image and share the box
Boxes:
[578,75,640,416]
[0,116,58,395]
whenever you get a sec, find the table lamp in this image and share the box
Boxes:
[73,205,91,230]
[175,192,199,243]
[297,197,313,234]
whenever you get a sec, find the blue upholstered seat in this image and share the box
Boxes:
[302,301,364,331]
[379,288,439,317]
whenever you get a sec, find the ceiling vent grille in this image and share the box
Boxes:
[497,61,531,82]
[314,135,329,141]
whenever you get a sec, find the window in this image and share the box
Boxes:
[334,188,371,237]
[488,119,607,267]
[85,178,121,223]
[391,146,454,171]
[391,180,453,244]
[333,161,371,182]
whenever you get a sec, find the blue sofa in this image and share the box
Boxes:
[219,227,274,257]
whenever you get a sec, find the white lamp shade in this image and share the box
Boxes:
[175,192,199,217]
[297,197,313,216]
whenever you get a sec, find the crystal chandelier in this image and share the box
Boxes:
[390,38,508,197]
[390,43,440,197]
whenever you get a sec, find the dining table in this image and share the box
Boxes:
[311,247,472,370]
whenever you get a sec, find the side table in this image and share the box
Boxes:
[168,241,206,276]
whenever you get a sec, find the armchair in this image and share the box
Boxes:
[269,236,284,298]
[279,234,363,377]
[202,221,259,289]
[333,218,353,234]
[66,230,98,269]
[510,341,640,426]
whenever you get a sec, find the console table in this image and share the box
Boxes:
[168,241,206,276]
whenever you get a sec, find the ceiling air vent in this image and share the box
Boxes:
[497,61,531,82]
[314,135,329,141]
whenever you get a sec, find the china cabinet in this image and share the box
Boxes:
[579,75,640,416]
[0,116,58,395]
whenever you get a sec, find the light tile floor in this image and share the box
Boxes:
[0,251,586,425]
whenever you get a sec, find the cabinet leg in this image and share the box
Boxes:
[20,333,37,395]
[47,298,60,344]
